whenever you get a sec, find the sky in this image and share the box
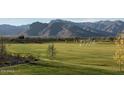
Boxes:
[0,18,124,26]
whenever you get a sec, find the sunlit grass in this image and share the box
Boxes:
[0,42,123,74]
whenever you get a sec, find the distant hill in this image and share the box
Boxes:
[26,22,48,36]
[0,24,29,36]
[1,19,124,37]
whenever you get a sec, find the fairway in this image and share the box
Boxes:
[0,42,124,75]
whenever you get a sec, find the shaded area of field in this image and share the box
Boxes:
[0,42,124,75]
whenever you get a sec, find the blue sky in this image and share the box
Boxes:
[0,18,124,26]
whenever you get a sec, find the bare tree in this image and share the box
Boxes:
[0,36,6,58]
[47,43,56,59]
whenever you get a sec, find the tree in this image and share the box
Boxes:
[0,36,6,57]
[18,35,25,39]
[114,33,124,71]
[47,43,56,59]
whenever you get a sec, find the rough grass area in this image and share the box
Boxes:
[0,42,124,75]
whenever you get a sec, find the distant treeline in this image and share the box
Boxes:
[1,36,115,43]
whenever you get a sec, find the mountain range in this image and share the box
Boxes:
[0,19,124,38]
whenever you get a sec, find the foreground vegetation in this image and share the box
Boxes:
[0,42,124,75]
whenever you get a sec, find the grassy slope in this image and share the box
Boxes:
[0,42,124,75]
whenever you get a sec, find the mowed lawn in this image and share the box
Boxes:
[0,42,124,75]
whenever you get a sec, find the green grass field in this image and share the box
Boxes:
[0,42,124,75]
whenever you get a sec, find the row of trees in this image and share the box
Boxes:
[2,35,115,43]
